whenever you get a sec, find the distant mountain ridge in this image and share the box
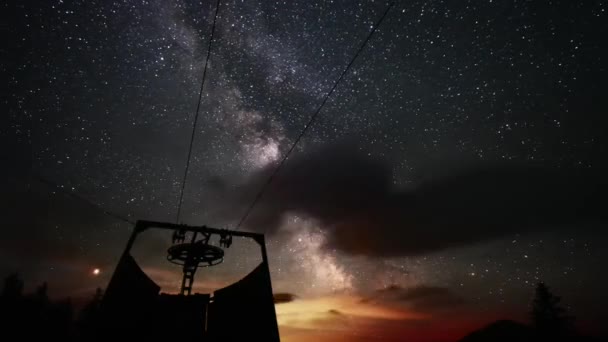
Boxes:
[458,320,534,342]
[458,319,603,342]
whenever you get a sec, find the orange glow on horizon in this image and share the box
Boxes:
[276,294,426,326]
[275,293,497,342]
[275,293,429,341]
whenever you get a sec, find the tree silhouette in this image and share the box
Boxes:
[33,281,50,307]
[0,274,75,340]
[78,287,104,340]
[1,272,24,299]
[531,282,574,339]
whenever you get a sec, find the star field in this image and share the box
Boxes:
[2,0,608,340]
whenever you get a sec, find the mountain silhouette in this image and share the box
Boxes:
[459,320,534,342]
[458,319,603,342]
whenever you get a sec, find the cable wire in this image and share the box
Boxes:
[175,0,222,224]
[234,1,396,230]
[38,177,134,225]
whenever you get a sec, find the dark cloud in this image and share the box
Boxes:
[231,143,607,257]
[273,292,297,304]
[373,285,465,311]
[327,309,343,316]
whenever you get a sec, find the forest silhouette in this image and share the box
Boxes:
[0,273,102,340]
[0,273,600,341]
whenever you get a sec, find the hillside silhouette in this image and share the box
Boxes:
[459,320,534,342]
[459,282,600,342]
[459,319,601,342]
[0,273,100,341]
[1,274,605,342]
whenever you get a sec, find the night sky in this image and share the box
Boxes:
[2,0,608,341]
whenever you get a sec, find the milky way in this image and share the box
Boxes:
[3,0,608,339]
